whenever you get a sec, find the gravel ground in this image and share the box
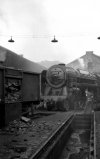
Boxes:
[0,111,73,159]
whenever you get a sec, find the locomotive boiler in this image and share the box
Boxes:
[41,63,99,111]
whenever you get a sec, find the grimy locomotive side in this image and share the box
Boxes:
[41,63,100,111]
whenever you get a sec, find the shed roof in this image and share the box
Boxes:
[67,51,100,74]
[0,46,46,73]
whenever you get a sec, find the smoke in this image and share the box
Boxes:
[78,58,85,69]
[0,0,49,36]
[0,8,9,32]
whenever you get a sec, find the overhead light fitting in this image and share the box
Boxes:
[51,35,58,43]
[8,36,15,42]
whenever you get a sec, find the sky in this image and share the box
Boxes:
[1,0,100,64]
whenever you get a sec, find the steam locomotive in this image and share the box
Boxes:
[41,63,100,111]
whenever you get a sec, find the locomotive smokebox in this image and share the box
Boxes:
[46,64,67,88]
[46,64,79,89]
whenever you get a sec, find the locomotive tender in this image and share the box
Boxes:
[0,66,40,127]
[41,63,100,111]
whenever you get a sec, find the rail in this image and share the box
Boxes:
[30,112,75,159]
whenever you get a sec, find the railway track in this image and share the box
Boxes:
[30,112,94,159]
[0,111,74,159]
[0,105,95,159]
[30,113,74,159]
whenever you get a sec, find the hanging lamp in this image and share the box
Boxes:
[8,36,15,42]
[51,35,58,43]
